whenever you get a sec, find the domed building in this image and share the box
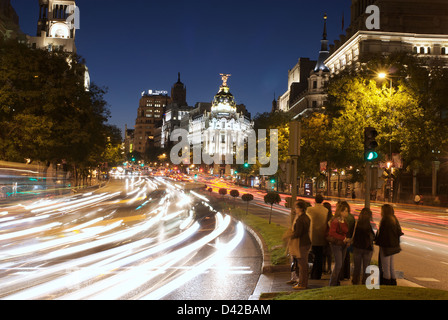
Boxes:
[188,74,253,176]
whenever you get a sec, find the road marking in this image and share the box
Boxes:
[414,277,440,282]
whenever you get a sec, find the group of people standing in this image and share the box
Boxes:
[286,194,404,289]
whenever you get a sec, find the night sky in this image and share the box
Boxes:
[12,0,351,134]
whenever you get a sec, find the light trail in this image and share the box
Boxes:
[0,177,247,300]
[140,221,245,300]
[58,214,227,300]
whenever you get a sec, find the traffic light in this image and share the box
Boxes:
[244,163,249,168]
[364,127,379,162]
[270,178,275,184]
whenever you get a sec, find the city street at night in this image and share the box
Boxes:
[2,0,448,307]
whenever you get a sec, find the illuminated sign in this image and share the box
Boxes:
[142,89,168,96]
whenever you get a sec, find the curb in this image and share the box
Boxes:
[239,219,290,274]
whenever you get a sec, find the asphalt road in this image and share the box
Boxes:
[0,176,262,300]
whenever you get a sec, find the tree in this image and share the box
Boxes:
[0,39,114,187]
[218,188,227,197]
[324,52,448,200]
[264,191,281,224]
[229,189,239,207]
[253,111,292,189]
[241,193,254,215]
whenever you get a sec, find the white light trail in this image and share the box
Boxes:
[72,214,229,300]
[140,221,245,300]
[0,222,62,241]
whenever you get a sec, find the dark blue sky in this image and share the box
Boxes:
[12,0,351,133]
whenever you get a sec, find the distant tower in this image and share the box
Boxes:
[31,0,77,53]
[171,72,187,106]
[314,13,330,72]
[271,93,278,113]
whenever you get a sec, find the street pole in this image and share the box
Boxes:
[365,163,371,209]
[290,155,298,226]
[289,121,301,226]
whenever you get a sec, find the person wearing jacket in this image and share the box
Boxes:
[328,201,350,286]
[375,204,404,285]
[306,194,329,280]
[350,208,375,285]
[291,201,311,290]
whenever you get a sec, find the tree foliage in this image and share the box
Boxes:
[0,39,121,178]
[326,52,448,173]
[264,191,281,224]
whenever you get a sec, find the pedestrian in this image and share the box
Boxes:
[350,208,375,285]
[306,194,329,280]
[322,202,333,274]
[341,202,354,281]
[328,201,350,286]
[290,201,311,290]
[375,204,404,285]
[285,199,309,285]
[414,194,421,205]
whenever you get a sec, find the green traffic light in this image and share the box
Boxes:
[244,163,249,168]
[366,151,378,161]
[270,179,275,183]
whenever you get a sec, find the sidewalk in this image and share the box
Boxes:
[249,271,423,300]
[205,192,425,299]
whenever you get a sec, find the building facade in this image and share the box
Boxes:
[161,73,192,149]
[282,0,448,199]
[188,74,253,176]
[0,0,23,40]
[289,15,331,118]
[326,0,448,75]
[28,0,77,53]
[133,91,171,154]
[278,58,316,113]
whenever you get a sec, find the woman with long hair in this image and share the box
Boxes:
[328,201,350,286]
[290,201,311,290]
[351,207,375,285]
[375,204,404,285]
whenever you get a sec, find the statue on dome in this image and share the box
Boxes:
[219,73,231,87]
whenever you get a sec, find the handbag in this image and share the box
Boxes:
[288,237,301,258]
[346,220,358,245]
[382,245,401,256]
